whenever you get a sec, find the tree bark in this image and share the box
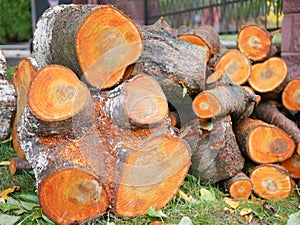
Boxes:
[180,115,244,184]
[0,48,6,80]
[235,118,295,164]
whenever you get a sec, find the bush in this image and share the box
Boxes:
[0,0,32,44]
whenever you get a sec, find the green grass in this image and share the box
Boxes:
[1,139,299,225]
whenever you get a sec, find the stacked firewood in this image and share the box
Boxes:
[0,4,299,225]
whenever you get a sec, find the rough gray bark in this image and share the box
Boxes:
[133,25,207,125]
[180,115,244,184]
[0,48,6,80]
[0,79,16,141]
[33,4,100,75]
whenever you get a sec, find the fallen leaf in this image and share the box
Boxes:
[0,214,21,225]
[147,206,168,218]
[274,213,287,222]
[177,189,190,202]
[240,208,253,216]
[178,216,193,225]
[223,197,239,209]
[200,188,215,201]
[198,122,214,131]
[286,211,300,225]
[0,186,20,200]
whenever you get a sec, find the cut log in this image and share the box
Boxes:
[12,58,38,158]
[281,78,300,111]
[235,118,295,164]
[248,57,288,94]
[253,100,300,154]
[281,153,300,179]
[101,74,168,129]
[250,164,292,200]
[9,157,31,174]
[214,49,252,85]
[192,81,260,121]
[180,115,244,184]
[0,48,6,80]
[27,64,93,136]
[33,4,143,89]
[223,172,252,200]
[178,25,221,63]
[133,25,206,125]
[237,23,273,62]
[0,79,16,142]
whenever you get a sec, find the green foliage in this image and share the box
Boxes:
[0,0,32,44]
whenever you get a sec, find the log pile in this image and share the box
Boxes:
[0,4,300,225]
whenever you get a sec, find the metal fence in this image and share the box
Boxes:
[145,0,283,34]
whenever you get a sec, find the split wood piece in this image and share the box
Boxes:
[281,153,300,179]
[248,57,288,94]
[282,78,300,111]
[214,49,251,85]
[149,16,178,36]
[12,58,37,158]
[178,25,221,63]
[205,69,233,90]
[133,25,206,125]
[33,4,143,89]
[253,100,300,154]
[102,74,168,129]
[250,164,292,200]
[192,84,260,120]
[76,5,143,89]
[237,23,272,62]
[0,79,16,142]
[235,118,295,164]
[223,172,253,200]
[114,133,191,217]
[27,65,93,136]
[9,157,31,174]
[239,86,257,121]
[0,48,6,80]
[180,115,244,184]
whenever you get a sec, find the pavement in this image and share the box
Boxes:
[0,42,31,66]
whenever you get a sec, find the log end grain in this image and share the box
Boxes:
[39,168,109,225]
[282,78,300,111]
[28,65,91,122]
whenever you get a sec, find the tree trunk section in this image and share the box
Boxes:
[253,100,300,154]
[250,164,292,200]
[101,74,168,129]
[235,118,295,164]
[248,57,289,95]
[12,58,38,158]
[281,78,300,111]
[0,79,16,142]
[237,23,273,62]
[281,153,300,179]
[214,49,251,85]
[180,115,244,184]
[223,172,252,200]
[133,25,206,125]
[33,4,143,89]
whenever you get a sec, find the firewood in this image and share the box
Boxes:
[133,25,206,126]
[281,78,300,111]
[0,48,6,80]
[9,157,31,174]
[178,25,221,63]
[101,74,168,129]
[0,79,16,142]
[192,80,260,120]
[253,100,300,154]
[281,153,300,179]
[235,118,295,164]
[223,172,253,200]
[12,58,38,158]
[237,23,273,62]
[33,4,143,89]
[27,64,93,136]
[214,49,252,85]
[180,115,244,184]
[248,57,289,96]
[250,164,292,200]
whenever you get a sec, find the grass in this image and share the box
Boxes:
[1,140,300,225]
